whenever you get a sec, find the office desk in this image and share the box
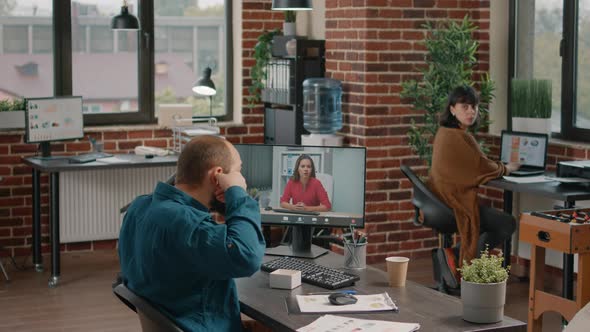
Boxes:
[487,178,590,301]
[236,253,526,332]
[23,154,178,287]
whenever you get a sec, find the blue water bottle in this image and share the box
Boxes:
[302,78,343,134]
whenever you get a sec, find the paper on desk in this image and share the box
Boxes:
[502,175,555,184]
[94,156,129,164]
[545,176,590,183]
[295,292,397,313]
[297,315,420,332]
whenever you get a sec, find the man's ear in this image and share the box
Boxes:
[209,166,223,186]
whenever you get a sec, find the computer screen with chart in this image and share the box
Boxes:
[235,144,366,258]
[25,96,84,157]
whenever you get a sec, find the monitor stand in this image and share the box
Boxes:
[265,225,328,259]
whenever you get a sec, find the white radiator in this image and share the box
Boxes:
[59,166,176,243]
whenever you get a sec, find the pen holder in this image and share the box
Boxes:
[344,242,367,269]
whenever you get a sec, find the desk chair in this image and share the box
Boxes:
[400,165,459,293]
[113,284,184,332]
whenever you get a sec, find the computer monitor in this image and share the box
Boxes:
[25,96,84,158]
[235,144,366,258]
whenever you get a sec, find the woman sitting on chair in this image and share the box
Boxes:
[429,85,520,288]
[280,154,331,212]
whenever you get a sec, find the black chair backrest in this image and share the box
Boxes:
[113,284,184,332]
[400,165,457,234]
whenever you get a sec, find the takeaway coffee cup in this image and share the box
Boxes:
[386,256,410,287]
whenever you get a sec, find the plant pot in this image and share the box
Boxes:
[0,110,25,129]
[461,279,506,323]
[512,117,551,135]
[283,22,296,37]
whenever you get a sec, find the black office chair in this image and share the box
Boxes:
[400,165,459,293]
[113,283,184,332]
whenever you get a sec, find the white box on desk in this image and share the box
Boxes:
[269,269,301,289]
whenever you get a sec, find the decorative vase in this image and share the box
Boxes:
[512,117,552,135]
[0,110,25,129]
[461,279,507,323]
[283,22,296,37]
[285,38,297,56]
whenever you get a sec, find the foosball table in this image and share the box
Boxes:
[520,209,590,332]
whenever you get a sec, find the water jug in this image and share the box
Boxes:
[302,78,343,134]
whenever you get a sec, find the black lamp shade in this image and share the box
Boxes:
[193,67,216,96]
[272,0,312,10]
[111,6,140,30]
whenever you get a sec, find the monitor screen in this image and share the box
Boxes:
[25,96,84,143]
[235,144,366,228]
[500,131,548,168]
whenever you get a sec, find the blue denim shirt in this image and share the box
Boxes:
[119,182,265,332]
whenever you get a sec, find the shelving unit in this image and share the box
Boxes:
[262,37,325,145]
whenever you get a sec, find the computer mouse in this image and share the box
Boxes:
[264,206,273,211]
[328,293,358,305]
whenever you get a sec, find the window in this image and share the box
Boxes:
[512,0,590,141]
[0,1,231,125]
[0,7,53,100]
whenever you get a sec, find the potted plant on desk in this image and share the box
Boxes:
[0,98,26,129]
[459,246,510,323]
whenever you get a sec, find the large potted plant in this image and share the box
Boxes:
[511,79,552,134]
[458,247,510,323]
[0,98,26,129]
[401,16,494,168]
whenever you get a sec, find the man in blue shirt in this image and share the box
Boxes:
[119,135,266,331]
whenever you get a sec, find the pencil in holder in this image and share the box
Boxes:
[344,242,367,269]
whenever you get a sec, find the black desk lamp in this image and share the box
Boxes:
[111,0,140,30]
[271,0,313,10]
[192,67,217,117]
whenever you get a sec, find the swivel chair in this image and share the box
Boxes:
[400,165,459,293]
[113,283,184,332]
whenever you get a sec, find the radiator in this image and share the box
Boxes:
[59,166,176,243]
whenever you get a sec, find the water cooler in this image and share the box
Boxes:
[301,78,343,147]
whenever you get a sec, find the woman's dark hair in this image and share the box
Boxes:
[291,154,316,182]
[439,85,480,129]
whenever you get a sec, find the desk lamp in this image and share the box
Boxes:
[192,67,217,117]
[111,0,140,30]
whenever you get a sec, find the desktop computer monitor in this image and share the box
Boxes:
[235,144,366,258]
[25,96,84,157]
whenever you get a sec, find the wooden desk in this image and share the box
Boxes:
[23,154,178,287]
[487,178,590,301]
[236,253,526,332]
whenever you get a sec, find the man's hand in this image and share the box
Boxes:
[505,162,521,175]
[216,171,247,191]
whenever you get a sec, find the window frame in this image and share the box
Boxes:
[509,0,589,141]
[52,0,232,126]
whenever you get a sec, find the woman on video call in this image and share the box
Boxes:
[280,154,332,212]
[429,85,519,289]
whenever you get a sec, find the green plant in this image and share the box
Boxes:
[401,16,495,168]
[284,10,296,23]
[459,246,510,284]
[0,98,25,112]
[247,29,281,105]
[511,79,552,118]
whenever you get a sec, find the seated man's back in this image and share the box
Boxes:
[119,136,266,332]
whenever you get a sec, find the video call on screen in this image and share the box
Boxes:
[235,144,366,227]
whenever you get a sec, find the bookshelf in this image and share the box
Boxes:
[262,37,325,145]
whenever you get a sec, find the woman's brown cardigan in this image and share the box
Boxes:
[428,127,507,265]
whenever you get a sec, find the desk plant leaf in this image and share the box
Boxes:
[401,15,495,168]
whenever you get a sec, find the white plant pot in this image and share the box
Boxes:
[512,117,551,135]
[461,279,506,323]
[0,110,25,129]
[283,22,296,36]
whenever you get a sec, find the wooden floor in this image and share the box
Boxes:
[0,250,564,331]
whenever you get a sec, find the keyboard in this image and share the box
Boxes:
[69,152,113,164]
[261,256,360,289]
[271,208,320,216]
